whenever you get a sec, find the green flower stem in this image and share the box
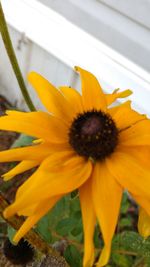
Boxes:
[0,2,36,111]
[0,193,69,266]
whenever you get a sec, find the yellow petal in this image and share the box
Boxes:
[119,119,150,146]
[60,86,83,114]
[108,100,131,115]
[109,101,146,130]
[15,151,76,199]
[106,89,132,106]
[4,153,92,218]
[18,205,38,217]
[132,194,150,238]
[79,178,96,267]
[92,163,122,266]
[13,195,61,244]
[28,72,75,123]
[2,160,38,181]
[138,207,150,238]
[0,111,68,143]
[75,66,106,111]
[133,195,150,216]
[106,149,150,198]
[0,143,54,162]
[96,244,111,267]
[120,146,150,170]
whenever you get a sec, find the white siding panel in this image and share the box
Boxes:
[98,0,150,29]
[0,26,30,108]
[0,26,77,110]
[68,0,150,72]
[0,0,150,116]
[27,43,76,110]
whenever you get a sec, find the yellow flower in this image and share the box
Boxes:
[0,66,150,267]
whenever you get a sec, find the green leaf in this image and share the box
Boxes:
[145,255,150,265]
[139,237,150,258]
[94,225,101,248]
[120,232,142,253]
[119,217,132,228]
[36,196,70,243]
[120,192,130,214]
[11,134,35,148]
[36,195,84,248]
[112,231,142,252]
[56,218,76,236]
[112,253,133,267]
[69,197,80,215]
[71,225,82,237]
[7,226,16,244]
[112,231,150,259]
[64,245,82,267]
[36,214,52,243]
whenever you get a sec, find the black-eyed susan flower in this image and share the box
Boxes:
[0,66,150,267]
[3,238,34,265]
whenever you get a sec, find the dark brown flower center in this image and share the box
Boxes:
[69,110,118,161]
[3,238,34,265]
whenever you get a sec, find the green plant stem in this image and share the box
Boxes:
[0,193,69,266]
[0,1,36,111]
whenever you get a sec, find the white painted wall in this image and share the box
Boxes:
[98,0,150,29]
[0,26,76,110]
[0,0,150,115]
[38,0,150,72]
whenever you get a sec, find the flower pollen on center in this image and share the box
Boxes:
[69,110,118,161]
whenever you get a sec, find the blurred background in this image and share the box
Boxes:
[0,0,150,113]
